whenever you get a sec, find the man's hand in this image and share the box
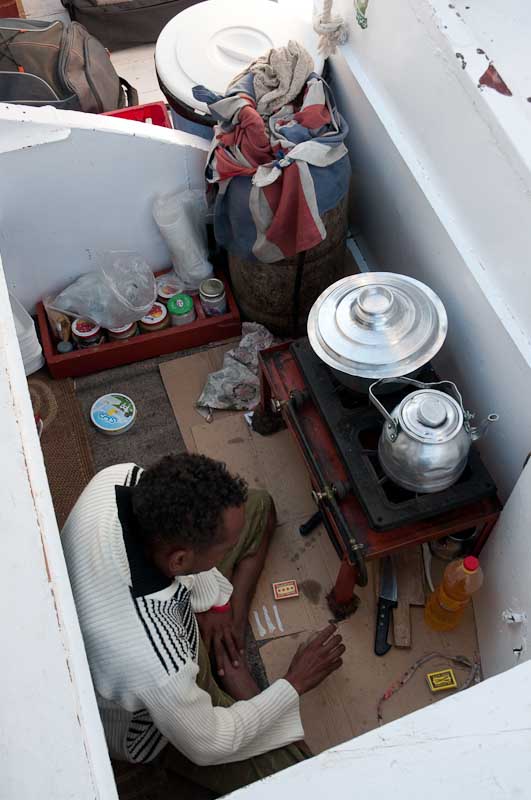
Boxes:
[284,624,345,695]
[196,607,245,676]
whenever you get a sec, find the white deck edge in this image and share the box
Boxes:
[0,253,118,798]
[0,102,210,153]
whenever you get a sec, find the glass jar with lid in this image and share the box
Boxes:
[199,278,227,316]
[168,293,196,326]
[72,318,105,348]
[139,302,170,334]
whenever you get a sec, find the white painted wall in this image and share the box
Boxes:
[229,659,531,800]
[327,0,531,504]
[474,460,531,677]
[0,104,209,312]
[321,0,531,683]
[1,3,531,791]
[0,105,211,797]
[0,253,118,799]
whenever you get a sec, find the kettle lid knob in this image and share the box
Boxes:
[417,396,447,428]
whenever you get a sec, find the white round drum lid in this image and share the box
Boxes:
[155,0,324,116]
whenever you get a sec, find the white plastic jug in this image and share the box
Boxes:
[9,292,44,376]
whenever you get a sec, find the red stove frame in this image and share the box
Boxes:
[257,343,501,606]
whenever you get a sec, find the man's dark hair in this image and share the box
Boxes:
[131,453,248,550]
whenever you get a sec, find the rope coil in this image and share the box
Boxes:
[313,0,349,58]
[377,651,481,726]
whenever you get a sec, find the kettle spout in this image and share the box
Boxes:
[470,413,499,442]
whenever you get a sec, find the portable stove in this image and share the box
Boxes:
[256,340,501,606]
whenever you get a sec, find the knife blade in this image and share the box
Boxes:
[374,556,398,656]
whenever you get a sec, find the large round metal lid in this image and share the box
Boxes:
[155,0,324,116]
[307,272,448,379]
[399,390,463,443]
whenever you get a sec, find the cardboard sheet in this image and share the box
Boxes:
[249,518,338,640]
[161,345,480,756]
[261,566,479,755]
[191,415,267,493]
[250,428,315,525]
[159,342,235,452]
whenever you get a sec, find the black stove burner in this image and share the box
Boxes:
[291,338,497,530]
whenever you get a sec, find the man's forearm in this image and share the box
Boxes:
[220,660,261,700]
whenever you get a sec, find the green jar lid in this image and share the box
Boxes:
[168,293,194,316]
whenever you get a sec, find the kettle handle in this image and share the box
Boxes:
[368,379,400,439]
[368,377,468,441]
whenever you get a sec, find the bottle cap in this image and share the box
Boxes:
[108,322,136,334]
[157,278,184,300]
[463,556,479,572]
[141,302,168,325]
[72,318,101,338]
[57,340,74,354]
[200,278,225,299]
[168,293,194,316]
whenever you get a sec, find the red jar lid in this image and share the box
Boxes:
[108,322,136,334]
[463,556,479,572]
[72,318,101,338]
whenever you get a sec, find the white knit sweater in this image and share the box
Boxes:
[61,463,303,766]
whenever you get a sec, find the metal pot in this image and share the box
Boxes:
[369,377,499,493]
[429,529,478,561]
[330,366,422,394]
[307,272,448,393]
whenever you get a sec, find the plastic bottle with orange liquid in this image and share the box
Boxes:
[424,556,483,631]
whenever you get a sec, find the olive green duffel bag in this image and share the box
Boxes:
[0,18,137,112]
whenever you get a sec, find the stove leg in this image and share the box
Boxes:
[256,364,272,416]
[333,557,358,606]
[471,516,498,555]
[253,364,285,436]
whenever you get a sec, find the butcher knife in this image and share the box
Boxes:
[374,556,398,656]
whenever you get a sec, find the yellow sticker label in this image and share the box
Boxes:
[426,669,458,692]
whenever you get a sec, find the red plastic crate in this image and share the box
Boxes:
[103,102,172,128]
[37,274,241,379]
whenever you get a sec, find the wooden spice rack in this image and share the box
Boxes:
[37,275,241,379]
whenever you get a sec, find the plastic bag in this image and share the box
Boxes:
[153,189,213,292]
[50,252,157,329]
[196,323,275,416]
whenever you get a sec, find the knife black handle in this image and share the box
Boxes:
[374,597,397,656]
[299,511,322,537]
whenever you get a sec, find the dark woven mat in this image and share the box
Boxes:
[28,370,94,529]
[74,353,185,473]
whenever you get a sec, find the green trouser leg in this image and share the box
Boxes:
[161,489,310,795]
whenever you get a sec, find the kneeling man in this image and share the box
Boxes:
[62,454,344,793]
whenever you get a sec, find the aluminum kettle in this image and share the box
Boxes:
[369,377,498,494]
